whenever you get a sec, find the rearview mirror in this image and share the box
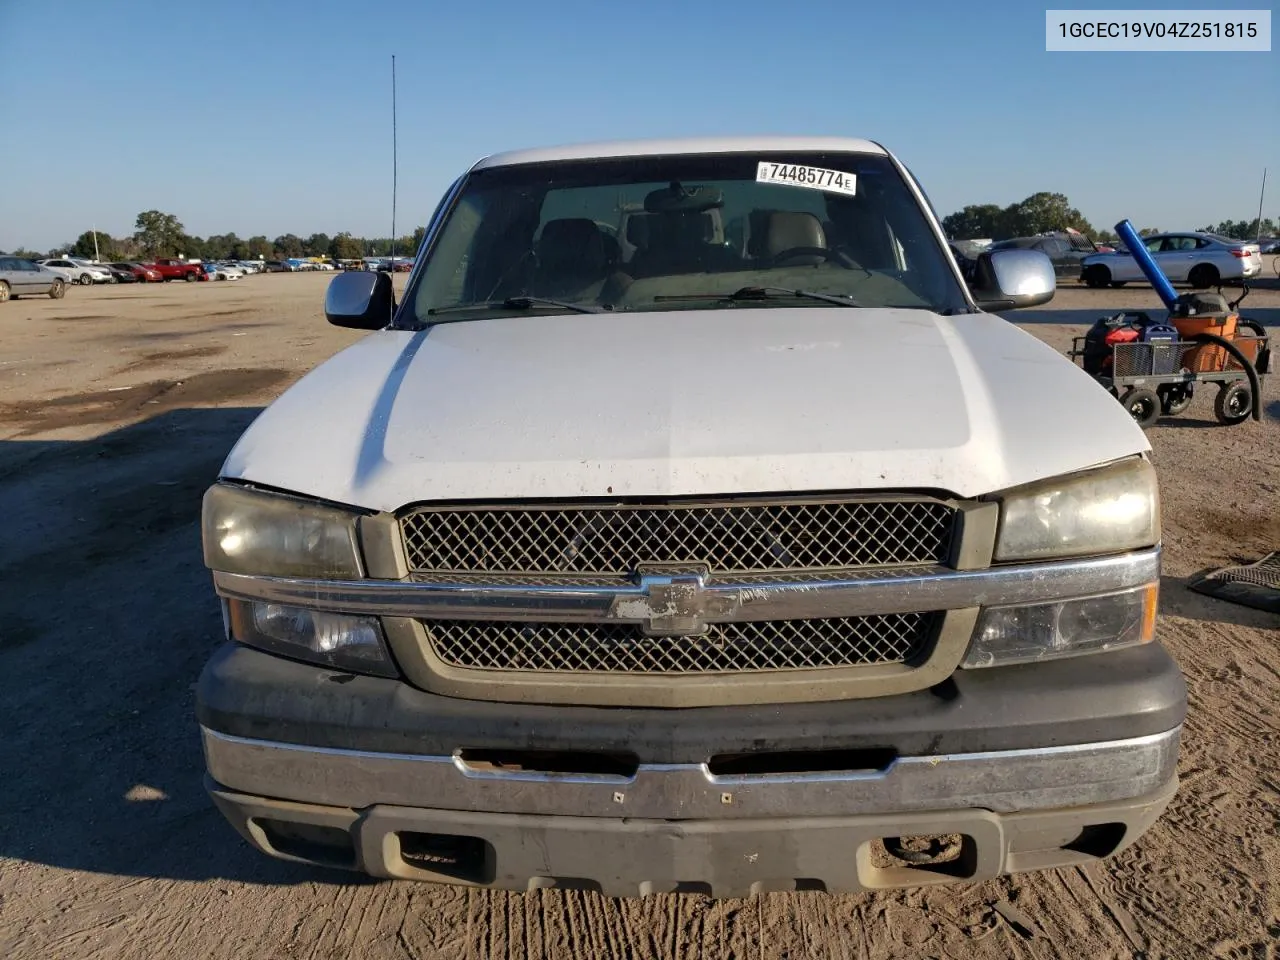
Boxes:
[325,270,396,329]
[970,248,1055,311]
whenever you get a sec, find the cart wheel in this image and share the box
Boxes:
[1157,384,1193,415]
[1119,387,1160,429]
[1213,382,1252,425]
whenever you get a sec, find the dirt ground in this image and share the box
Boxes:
[1,274,1277,959]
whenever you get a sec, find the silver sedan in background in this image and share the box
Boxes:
[0,256,68,301]
[1081,232,1262,289]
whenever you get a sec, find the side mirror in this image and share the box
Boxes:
[970,248,1055,311]
[324,270,396,329]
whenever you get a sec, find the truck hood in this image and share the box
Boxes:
[221,308,1149,511]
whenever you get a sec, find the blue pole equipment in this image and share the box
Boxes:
[1115,219,1178,311]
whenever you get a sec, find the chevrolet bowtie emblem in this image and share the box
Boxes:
[607,573,739,637]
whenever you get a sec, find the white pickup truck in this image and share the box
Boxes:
[197,137,1184,896]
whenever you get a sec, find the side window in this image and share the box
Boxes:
[1195,237,1212,249]
[0,258,15,270]
[1144,238,1164,254]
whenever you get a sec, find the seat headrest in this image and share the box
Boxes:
[538,218,605,256]
[765,212,826,256]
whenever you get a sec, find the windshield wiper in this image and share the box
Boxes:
[653,286,862,308]
[426,296,603,318]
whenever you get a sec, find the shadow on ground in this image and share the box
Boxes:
[0,409,368,885]
[1160,575,1280,630]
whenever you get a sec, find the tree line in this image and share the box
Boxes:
[8,202,1276,263]
[6,210,427,263]
[940,192,1275,243]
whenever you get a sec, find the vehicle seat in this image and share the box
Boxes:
[532,218,609,298]
[762,212,827,264]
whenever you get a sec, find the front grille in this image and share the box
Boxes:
[424,613,935,674]
[401,498,955,575]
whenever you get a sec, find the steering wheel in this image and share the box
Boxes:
[768,247,858,269]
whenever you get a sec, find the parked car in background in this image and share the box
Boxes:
[948,240,991,260]
[1081,232,1263,289]
[70,258,118,283]
[235,261,263,274]
[110,261,163,282]
[0,256,67,300]
[101,264,137,283]
[262,260,288,272]
[988,231,1101,281]
[204,263,244,281]
[149,257,204,282]
[39,258,112,285]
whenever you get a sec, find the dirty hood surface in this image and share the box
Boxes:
[222,308,1148,511]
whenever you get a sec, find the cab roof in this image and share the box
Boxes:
[472,136,888,171]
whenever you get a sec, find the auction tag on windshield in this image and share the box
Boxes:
[756,162,857,196]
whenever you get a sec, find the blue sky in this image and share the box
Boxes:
[0,0,1275,251]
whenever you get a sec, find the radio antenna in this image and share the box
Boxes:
[1255,167,1266,245]
[390,53,398,265]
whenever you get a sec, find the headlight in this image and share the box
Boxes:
[202,483,364,579]
[962,583,1157,668]
[994,458,1159,562]
[227,599,398,677]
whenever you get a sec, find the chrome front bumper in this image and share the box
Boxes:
[202,725,1181,820]
[203,725,1181,894]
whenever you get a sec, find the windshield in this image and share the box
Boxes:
[407,151,967,323]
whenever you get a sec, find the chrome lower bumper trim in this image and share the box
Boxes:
[211,548,1161,626]
[201,725,1181,820]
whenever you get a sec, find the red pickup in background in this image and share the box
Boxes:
[148,258,204,282]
